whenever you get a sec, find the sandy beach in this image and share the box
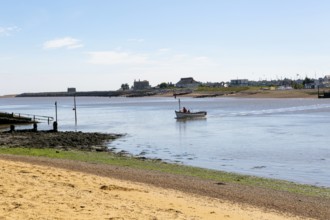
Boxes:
[0,155,322,220]
[0,158,302,220]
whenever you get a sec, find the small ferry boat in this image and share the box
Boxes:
[175,99,207,119]
[175,110,207,119]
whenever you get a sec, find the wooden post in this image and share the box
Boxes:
[55,101,58,122]
[53,121,58,132]
[73,95,77,129]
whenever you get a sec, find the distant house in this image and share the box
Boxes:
[67,87,76,93]
[175,77,201,88]
[230,79,248,87]
[304,83,315,89]
[277,86,293,90]
[133,80,150,90]
[312,79,321,88]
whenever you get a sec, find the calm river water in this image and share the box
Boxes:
[1,96,330,187]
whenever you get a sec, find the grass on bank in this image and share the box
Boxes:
[0,147,329,199]
[196,86,251,93]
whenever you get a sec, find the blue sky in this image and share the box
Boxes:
[1,0,330,95]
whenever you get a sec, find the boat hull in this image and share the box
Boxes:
[175,111,207,119]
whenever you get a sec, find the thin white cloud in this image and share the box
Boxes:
[43,37,83,49]
[87,51,149,65]
[0,26,20,36]
[0,55,13,61]
[172,54,188,61]
[194,56,212,63]
[158,48,171,53]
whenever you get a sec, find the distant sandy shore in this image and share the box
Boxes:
[1,155,329,219]
[158,89,319,99]
[0,94,16,98]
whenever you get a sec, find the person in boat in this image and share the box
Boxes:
[182,107,187,113]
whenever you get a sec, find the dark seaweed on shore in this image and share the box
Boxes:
[0,131,122,152]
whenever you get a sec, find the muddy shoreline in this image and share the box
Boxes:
[0,130,122,152]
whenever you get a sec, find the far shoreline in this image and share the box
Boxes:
[0,88,323,99]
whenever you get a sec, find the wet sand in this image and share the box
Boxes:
[0,158,307,220]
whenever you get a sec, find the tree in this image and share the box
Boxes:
[121,83,129,91]
[159,82,168,89]
[302,77,313,86]
[291,81,304,89]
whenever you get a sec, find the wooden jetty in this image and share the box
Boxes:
[0,112,53,125]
